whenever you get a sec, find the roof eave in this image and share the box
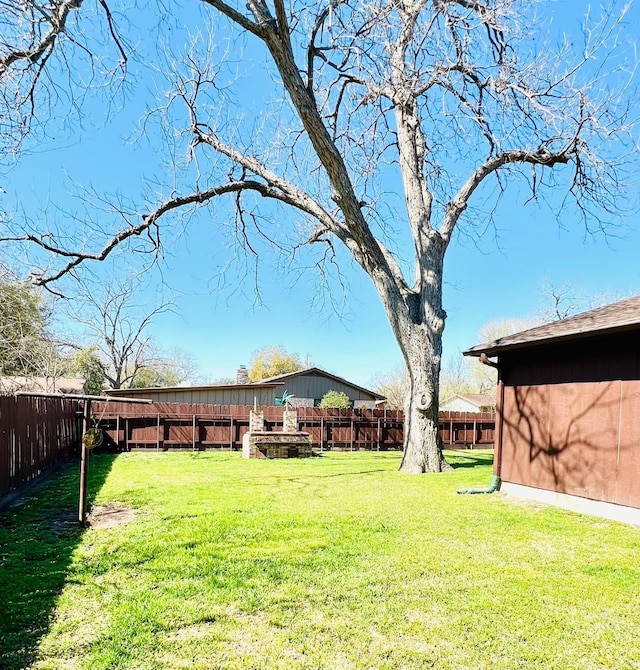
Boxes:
[106,382,284,395]
[463,322,640,358]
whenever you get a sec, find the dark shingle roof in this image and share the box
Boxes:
[464,295,640,357]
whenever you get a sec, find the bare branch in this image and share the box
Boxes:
[0,0,129,159]
[200,0,264,36]
[0,0,83,76]
[441,143,576,243]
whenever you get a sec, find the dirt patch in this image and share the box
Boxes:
[47,504,135,530]
[88,504,135,529]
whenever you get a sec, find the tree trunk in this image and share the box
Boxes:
[396,318,450,473]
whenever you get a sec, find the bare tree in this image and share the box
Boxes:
[539,282,577,321]
[371,364,409,410]
[63,276,177,389]
[2,1,638,471]
[439,355,475,400]
[0,0,127,160]
[537,281,636,322]
[0,263,65,378]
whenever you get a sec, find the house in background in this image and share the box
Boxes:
[464,295,640,526]
[254,367,385,408]
[440,393,495,413]
[0,376,86,395]
[105,380,283,405]
[105,366,385,408]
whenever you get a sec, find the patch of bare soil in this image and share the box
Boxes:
[87,504,135,529]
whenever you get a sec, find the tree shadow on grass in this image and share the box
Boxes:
[446,451,494,469]
[0,453,117,670]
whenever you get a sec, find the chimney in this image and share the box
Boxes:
[236,365,249,385]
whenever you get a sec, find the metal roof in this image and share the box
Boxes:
[464,295,640,357]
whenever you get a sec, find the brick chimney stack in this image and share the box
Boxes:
[236,365,249,385]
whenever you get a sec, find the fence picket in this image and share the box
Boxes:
[0,395,80,500]
[93,403,494,452]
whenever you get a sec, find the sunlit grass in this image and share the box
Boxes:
[2,450,639,669]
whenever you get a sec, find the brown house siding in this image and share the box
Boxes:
[495,331,640,510]
[500,331,640,386]
[499,380,640,508]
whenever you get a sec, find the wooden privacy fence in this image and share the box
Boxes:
[94,402,494,451]
[440,411,495,449]
[0,395,81,500]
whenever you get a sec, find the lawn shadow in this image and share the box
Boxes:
[0,453,117,670]
[446,451,494,469]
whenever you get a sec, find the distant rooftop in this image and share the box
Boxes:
[253,367,385,400]
[441,393,495,407]
[105,380,284,396]
[0,376,86,395]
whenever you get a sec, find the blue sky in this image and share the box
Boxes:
[2,0,640,389]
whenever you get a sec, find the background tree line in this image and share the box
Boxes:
[0,264,195,394]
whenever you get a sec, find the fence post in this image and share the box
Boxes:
[78,399,91,526]
[350,415,354,451]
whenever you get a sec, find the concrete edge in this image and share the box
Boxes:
[501,481,640,527]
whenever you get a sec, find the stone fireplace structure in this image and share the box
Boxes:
[242,409,314,459]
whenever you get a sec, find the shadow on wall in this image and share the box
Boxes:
[502,380,637,504]
[0,453,117,670]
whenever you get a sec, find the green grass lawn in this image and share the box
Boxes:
[1,450,639,669]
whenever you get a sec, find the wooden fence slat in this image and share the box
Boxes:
[0,395,81,501]
[94,402,495,452]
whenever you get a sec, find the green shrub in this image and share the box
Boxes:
[319,389,351,408]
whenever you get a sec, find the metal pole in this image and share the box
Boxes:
[78,399,91,525]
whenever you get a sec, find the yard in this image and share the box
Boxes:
[1,450,639,669]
